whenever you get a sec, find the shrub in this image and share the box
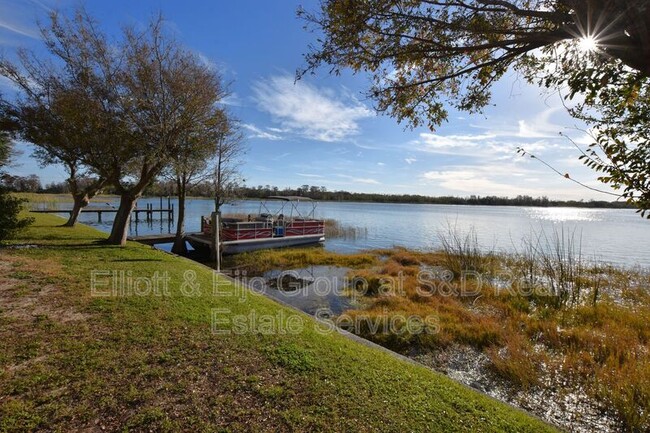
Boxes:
[0,188,33,242]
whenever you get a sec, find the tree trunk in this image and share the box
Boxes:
[106,194,138,245]
[63,193,90,227]
[171,186,187,255]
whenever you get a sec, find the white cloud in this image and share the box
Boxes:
[514,107,568,139]
[337,174,380,185]
[0,21,38,39]
[242,123,283,141]
[416,132,495,154]
[252,75,373,142]
[0,0,57,44]
[468,107,569,140]
[405,157,417,164]
[421,165,543,196]
[297,173,324,178]
[219,93,243,107]
[271,152,291,161]
[197,53,217,71]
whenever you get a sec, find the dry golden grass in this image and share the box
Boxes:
[311,248,649,431]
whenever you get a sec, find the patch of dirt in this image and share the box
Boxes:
[0,257,90,324]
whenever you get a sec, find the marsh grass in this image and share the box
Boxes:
[307,234,649,431]
[437,223,497,276]
[13,193,71,210]
[16,192,120,210]
[223,247,378,275]
[535,227,585,308]
[324,218,368,240]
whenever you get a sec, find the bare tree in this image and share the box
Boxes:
[212,114,245,214]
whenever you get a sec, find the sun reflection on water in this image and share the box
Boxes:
[525,207,602,222]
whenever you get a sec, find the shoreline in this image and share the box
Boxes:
[226,246,649,432]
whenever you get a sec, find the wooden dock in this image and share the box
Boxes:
[31,205,174,223]
[127,233,177,245]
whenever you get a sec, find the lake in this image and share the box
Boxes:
[49,197,650,268]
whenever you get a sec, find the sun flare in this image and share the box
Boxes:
[578,36,598,52]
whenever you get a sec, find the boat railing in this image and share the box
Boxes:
[285,218,325,237]
[202,215,325,241]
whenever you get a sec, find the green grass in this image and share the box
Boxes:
[0,213,556,432]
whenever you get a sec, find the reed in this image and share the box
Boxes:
[324,218,368,240]
[437,222,495,276]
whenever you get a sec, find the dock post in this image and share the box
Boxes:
[160,197,163,220]
[210,212,217,262]
[210,212,221,272]
[98,211,102,223]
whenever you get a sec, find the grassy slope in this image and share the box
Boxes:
[0,214,556,432]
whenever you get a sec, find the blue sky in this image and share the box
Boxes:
[0,0,617,200]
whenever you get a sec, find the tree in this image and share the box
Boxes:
[0,11,116,227]
[299,0,650,213]
[0,119,33,241]
[2,9,231,243]
[212,114,245,214]
[166,109,235,255]
[544,57,650,216]
[0,113,15,168]
[100,17,228,245]
[0,92,108,226]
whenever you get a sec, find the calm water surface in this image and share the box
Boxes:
[49,198,650,267]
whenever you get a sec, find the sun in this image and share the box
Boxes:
[578,36,598,52]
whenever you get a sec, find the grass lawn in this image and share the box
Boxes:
[0,214,556,432]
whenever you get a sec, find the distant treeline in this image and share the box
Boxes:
[11,176,632,209]
[236,184,631,209]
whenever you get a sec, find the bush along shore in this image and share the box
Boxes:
[230,228,650,433]
[0,213,556,432]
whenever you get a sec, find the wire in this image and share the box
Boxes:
[516,147,622,198]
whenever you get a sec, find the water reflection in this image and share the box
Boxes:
[524,207,604,222]
[262,266,354,315]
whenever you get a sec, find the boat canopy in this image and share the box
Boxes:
[258,195,319,220]
[266,196,314,201]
